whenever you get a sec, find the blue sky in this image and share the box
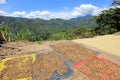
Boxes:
[0,0,113,19]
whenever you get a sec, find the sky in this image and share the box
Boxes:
[0,0,113,20]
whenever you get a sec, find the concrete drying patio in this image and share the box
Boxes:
[73,35,120,57]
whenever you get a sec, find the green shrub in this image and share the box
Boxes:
[49,32,72,41]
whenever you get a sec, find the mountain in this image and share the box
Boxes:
[0,15,97,40]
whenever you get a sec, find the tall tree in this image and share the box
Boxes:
[0,23,11,42]
[94,0,120,34]
[112,0,120,6]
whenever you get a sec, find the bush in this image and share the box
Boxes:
[0,24,11,42]
[94,25,117,35]
[72,27,94,39]
[13,27,33,41]
[49,32,72,41]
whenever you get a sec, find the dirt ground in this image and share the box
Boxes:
[73,35,120,57]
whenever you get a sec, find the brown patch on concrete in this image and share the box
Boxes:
[0,41,53,61]
[50,41,95,63]
[32,53,67,80]
[0,56,33,80]
[74,56,120,80]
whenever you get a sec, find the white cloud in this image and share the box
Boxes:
[53,4,106,19]
[0,0,6,4]
[111,5,120,8]
[0,4,107,20]
[71,4,105,18]
[0,10,55,20]
[0,10,8,16]
[10,11,26,17]
[25,11,55,20]
[53,12,72,20]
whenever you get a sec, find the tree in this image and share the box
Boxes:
[94,0,120,35]
[14,27,32,41]
[112,0,120,6]
[49,32,72,41]
[0,23,11,42]
[72,27,94,38]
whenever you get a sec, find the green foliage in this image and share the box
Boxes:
[72,27,94,39]
[49,32,72,41]
[0,23,11,42]
[94,2,120,35]
[94,25,117,35]
[0,15,96,41]
[13,27,32,41]
[112,0,120,6]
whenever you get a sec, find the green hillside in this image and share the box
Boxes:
[0,15,97,41]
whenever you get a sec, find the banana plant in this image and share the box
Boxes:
[0,23,10,42]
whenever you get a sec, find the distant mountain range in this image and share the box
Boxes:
[0,15,96,28]
[0,15,97,40]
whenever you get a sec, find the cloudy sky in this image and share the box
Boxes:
[0,0,113,20]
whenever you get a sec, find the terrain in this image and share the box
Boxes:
[0,15,96,41]
[0,34,120,80]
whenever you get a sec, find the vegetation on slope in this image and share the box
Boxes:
[0,15,96,41]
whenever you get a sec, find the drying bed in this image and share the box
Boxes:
[32,53,68,80]
[1,41,120,80]
[50,41,96,63]
[0,54,36,80]
[74,56,120,80]
[0,53,67,80]
[0,53,73,80]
